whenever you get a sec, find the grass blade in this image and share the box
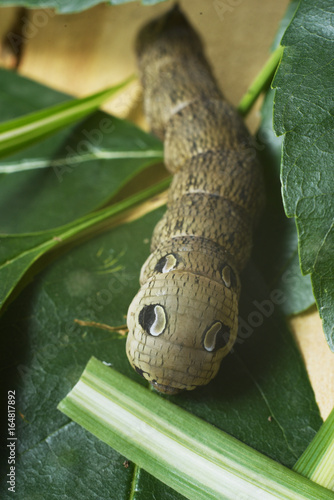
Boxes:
[58,358,334,500]
[0,76,134,159]
[294,407,334,490]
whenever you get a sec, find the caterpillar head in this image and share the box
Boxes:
[126,242,240,394]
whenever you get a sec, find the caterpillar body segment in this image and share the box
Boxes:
[126,6,264,394]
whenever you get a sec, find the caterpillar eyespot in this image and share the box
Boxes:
[139,304,167,337]
[203,321,230,352]
[221,266,232,288]
[154,254,178,273]
[126,5,265,394]
[221,265,237,289]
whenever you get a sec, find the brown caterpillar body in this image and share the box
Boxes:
[126,6,264,394]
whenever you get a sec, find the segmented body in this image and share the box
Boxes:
[126,6,264,394]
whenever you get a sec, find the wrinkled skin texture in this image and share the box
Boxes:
[126,6,264,394]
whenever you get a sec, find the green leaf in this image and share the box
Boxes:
[0,178,169,314]
[0,0,169,14]
[0,68,163,234]
[255,88,314,315]
[0,68,166,313]
[272,0,334,348]
[0,111,163,233]
[247,0,314,316]
[0,207,323,499]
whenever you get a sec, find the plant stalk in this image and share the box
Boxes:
[0,76,135,159]
[58,358,334,500]
[238,45,283,116]
[294,407,334,490]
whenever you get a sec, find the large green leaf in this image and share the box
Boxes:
[0,178,169,314]
[0,0,168,14]
[0,68,165,315]
[273,0,334,349]
[255,88,314,315]
[252,0,314,316]
[0,69,163,234]
[0,206,323,500]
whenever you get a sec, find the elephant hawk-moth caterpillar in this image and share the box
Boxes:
[126,5,264,394]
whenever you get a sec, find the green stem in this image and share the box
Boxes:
[237,45,283,117]
[0,75,135,159]
[293,407,334,490]
[58,358,334,500]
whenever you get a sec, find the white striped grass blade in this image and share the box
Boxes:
[294,407,334,490]
[0,77,134,159]
[58,357,334,500]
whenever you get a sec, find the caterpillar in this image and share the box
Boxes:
[126,5,264,394]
